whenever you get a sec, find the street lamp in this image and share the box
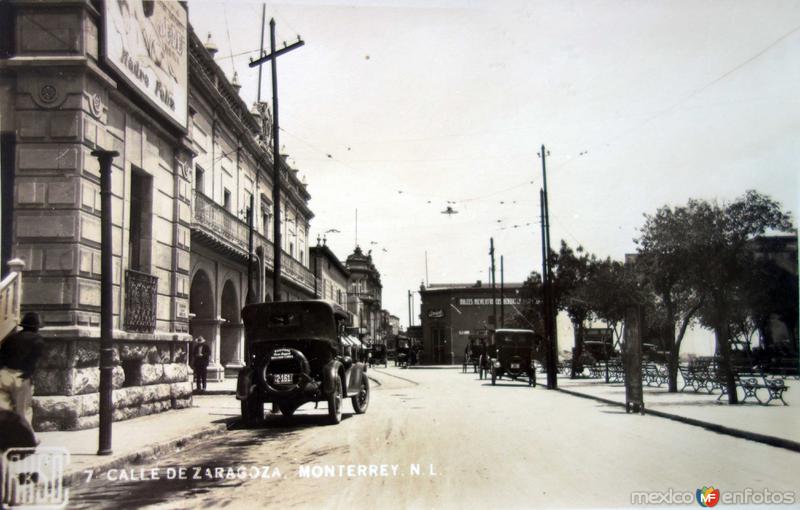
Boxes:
[92,149,119,456]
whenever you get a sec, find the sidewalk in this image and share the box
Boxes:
[555,374,800,451]
[37,383,240,484]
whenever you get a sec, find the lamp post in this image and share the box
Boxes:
[92,149,119,456]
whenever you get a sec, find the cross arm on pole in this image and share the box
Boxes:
[249,39,305,68]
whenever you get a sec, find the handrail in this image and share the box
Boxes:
[0,259,26,343]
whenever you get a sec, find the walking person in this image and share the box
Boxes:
[0,312,45,426]
[192,336,210,392]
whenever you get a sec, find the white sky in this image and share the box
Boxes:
[189,0,800,329]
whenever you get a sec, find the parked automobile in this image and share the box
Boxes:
[236,300,370,425]
[489,328,538,386]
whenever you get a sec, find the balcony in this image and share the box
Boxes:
[192,191,315,294]
[125,269,158,333]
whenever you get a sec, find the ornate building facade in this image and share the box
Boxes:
[0,0,315,430]
[345,246,382,345]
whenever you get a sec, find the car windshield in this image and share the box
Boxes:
[495,331,535,347]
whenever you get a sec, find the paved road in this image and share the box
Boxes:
[70,366,800,509]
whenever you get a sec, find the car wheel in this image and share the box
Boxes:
[352,375,370,414]
[491,368,496,386]
[327,374,343,425]
[241,397,263,424]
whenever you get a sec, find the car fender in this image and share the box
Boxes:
[346,363,367,397]
[236,367,255,401]
[322,360,346,396]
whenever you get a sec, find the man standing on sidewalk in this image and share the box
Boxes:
[0,312,45,425]
[192,336,210,392]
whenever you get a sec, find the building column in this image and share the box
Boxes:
[223,322,245,378]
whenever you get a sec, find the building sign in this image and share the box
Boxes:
[457,297,529,306]
[105,0,188,129]
[427,309,445,319]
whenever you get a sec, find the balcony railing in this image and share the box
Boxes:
[125,269,158,333]
[194,191,250,253]
[193,191,315,293]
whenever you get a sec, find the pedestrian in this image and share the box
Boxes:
[192,336,210,391]
[0,312,45,426]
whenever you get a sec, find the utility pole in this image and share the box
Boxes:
[408,290,412,327]
[249,19,304,302]
[92,149,119,455]
[256,4,266,102]
[500,255,504,328]
[540,188,555,389]
[490,238,497,331]
[539,145,558,389]
[424,251,429,287]
[245,194,256,305]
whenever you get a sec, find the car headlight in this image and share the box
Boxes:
[493,361,500,368]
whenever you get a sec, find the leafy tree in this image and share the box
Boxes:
[635,205,705,392]
[680,191,793,404]
[549,241,598,378]
[510,271,544,332]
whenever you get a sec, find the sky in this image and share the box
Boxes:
[189,0,800,330]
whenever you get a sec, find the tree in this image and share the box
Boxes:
[636,205,705,393]
[549,241,598,378]
[678,191,793,404]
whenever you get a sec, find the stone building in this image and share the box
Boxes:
[345,246,382,344]
[419,282,528,364]
[187,29,315,381]
[0,0,315,430]
[310,239,349,306]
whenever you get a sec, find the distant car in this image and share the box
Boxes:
[236,300,370,425]
[489,328,538,386]
[369,344,388,368]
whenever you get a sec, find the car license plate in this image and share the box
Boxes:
[274,373,293,385]
[510,363,520,369]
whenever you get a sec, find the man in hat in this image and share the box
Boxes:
[191,336,210,392]
[0,312,45,425]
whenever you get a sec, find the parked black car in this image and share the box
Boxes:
[489,328,538,386]
[236,300,370,425]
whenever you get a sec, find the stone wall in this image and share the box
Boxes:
[32,337,192,431]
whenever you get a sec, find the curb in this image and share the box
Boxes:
[556,387,800,454]
[63,419,234,487]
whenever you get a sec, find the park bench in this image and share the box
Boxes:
[588,362,604,378]
[760,372,790,405]
[642,362,668,387]
[608,359,624,383]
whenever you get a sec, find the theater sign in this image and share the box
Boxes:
[104,0,188,129]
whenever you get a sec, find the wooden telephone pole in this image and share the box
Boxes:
[249,19,304,301]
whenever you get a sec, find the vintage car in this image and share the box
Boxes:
[489,328,538,386]
[236,300,370,425]
[369,344,388,368]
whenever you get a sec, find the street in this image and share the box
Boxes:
[70,367,800,509]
